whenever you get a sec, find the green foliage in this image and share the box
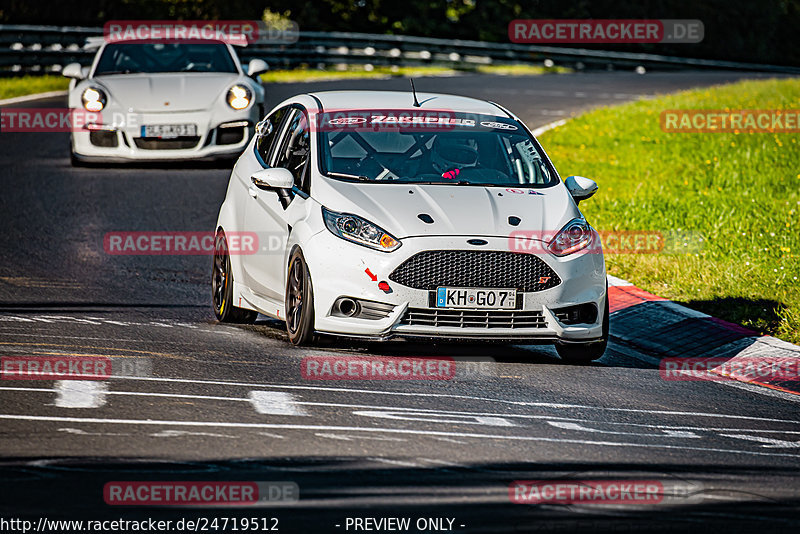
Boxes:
[539,78,800,343]
[0,75,68,99]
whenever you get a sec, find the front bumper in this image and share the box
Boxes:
[300,233,607,343]
[71,107,259,161]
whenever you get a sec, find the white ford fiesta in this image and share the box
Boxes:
[213,90,608,362]
[64,40,267,164]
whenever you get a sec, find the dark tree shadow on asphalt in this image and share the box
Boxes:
[675,297,786,339]
[1,457,798,533]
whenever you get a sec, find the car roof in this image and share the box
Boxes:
[307,91,510,116]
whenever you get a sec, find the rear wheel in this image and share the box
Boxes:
[555,291,609,364]
[212,231,257,323]
[285,249,315,346]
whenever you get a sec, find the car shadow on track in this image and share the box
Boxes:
[242,317,578,366]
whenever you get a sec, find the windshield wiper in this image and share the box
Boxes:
[326,172,371,182]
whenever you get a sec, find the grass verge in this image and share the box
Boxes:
[538,78,799,344]
[260,64,567,83]
[0,75,69,100]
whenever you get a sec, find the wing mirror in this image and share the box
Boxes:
[251,168,294,190]
[62,63,85,80]
[247,59,269,78]
[564,175,598,203]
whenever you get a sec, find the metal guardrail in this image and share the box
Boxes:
[1,24,799,75]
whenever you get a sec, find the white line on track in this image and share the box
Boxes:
[248,391,308,416]
[0,413,797,459]
[2,386,799,434]
[54,381,106,408]
[96,375,800,425]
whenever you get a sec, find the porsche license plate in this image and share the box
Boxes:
[436,287,517,309]
[141,124,197,138]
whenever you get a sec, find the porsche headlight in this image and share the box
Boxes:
[226,84,252,110]
[322,207,401,252]
[81,87,106,112]
[547,218,594,256]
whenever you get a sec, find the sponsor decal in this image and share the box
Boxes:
[480,121,518,130]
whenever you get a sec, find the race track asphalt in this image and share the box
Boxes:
[0,70,797,533]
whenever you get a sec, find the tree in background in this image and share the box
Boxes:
[1,0,797,65]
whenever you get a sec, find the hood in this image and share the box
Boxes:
[316,179,581,240]
[93,73,240,112]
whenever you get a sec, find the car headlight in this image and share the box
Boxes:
[81,87,106,112]
[226,85,252,110]
[547,218,594,256]
[322,207,401,252]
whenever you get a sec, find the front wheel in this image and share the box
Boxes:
[555,291,609,364]
[285,249,315,346]
[212,231,257,323]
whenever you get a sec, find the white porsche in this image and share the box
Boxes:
[63,40,267,164]
[212,91,608,362]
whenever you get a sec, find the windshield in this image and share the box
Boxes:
[93,42,238,75]
[318,112,557,186]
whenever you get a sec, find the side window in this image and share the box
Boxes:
[255,106,289,164]
[274,108,311,193]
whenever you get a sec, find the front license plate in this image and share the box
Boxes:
[141,124,197,138]
[436,287,517,309]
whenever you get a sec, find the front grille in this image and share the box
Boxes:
[134,136,201,150]
[389,250,560,292]
[401,308,547,329]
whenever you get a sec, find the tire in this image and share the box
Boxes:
[70,151,88,167]
[555,290,609,364]
[285,248,315,346]
[212,231,257,323]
